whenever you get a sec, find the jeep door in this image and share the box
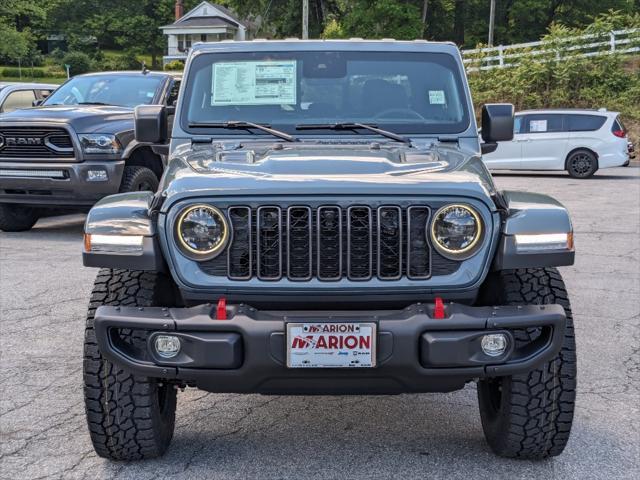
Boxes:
[482,115,523,169]
[518,113,569,170]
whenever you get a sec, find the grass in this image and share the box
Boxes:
[0,76,66,84]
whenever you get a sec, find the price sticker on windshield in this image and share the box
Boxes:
[429,90,446,105]
[212,60,297,106]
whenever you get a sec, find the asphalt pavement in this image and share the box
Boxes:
[1,168,638,479]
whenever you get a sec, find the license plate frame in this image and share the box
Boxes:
[286,322,377,369]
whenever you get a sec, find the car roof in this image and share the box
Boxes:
[516,108,618,117]
[190,38,460,55]
[0,82,58,89]
[73,71,182,79]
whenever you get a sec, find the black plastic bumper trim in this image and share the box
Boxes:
[93,302,566,394]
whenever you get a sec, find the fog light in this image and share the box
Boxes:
[154,335,181,358]
[87,170,108,182]
[481,333,508,357]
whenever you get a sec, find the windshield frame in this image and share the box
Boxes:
[178,49,473,139]
[42,73,167,108]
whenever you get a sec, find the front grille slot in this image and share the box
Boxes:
[0,127,74,159]
[227,206,252,280]
[407,206,431,279]
[347,206,373,280]
[317,206,342,280]
[377,206,402,280]
[199,203,462,281]
[256,206,282,280]
[287,206,312,280]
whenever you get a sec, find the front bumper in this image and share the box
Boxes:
[0,160,124,206]
[94,302,566,394]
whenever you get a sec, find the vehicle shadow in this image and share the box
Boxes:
[94,388,559,479]
[491,170,639,180]
[0,214,85,242]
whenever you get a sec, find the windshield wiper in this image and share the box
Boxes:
[188,121,297,142]
[296,122,411,145]
[77,102,112,106]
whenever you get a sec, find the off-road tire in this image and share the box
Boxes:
[566,149,597,178]
[119,166,159,193]
[477,268,577,459]
[83,269,177,460]
[0,204,39,232]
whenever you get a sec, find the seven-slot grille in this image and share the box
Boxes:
[203,204,449,282]
[0,126,74,159]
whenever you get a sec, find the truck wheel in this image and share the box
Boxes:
[566,149,597,178]
[119,166,159,193]
[477,268,576,459]
[83,269,177,460]
[0,204,39,232]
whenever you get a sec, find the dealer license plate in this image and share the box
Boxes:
[286,322,376,368]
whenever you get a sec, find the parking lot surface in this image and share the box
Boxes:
[1,168,639,480]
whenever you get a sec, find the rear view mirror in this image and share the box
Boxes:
[481,103,514,143]
[135,105,168,144]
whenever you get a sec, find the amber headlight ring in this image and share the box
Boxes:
[174,204,230,261]
[429,204,484,260]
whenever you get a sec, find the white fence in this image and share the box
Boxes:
[462,28,640,70]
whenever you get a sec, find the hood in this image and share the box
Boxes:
[160,142,497,209]
[0,105,133,134]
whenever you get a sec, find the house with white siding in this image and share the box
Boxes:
[161,1,247,65]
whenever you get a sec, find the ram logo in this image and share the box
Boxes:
[4,137,43,146]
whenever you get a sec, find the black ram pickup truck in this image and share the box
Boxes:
[0,70,181,231]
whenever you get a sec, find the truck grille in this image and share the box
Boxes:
[201,204,461,281]
[0,126,74,159]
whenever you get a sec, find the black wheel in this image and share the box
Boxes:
[0,204,40,232]
[119,166,159,193]
[566,149,597,178]
[477,268,577,459]
[83,269,178,460]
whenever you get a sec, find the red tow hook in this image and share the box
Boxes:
[215,297,228,320]
[433,297,446,319]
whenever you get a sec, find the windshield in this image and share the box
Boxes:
[183,50,470,136]
[44,74,163,108]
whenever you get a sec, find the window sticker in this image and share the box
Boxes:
[212,60,297,106]
[529,119,548,132]
[429,90,446,105]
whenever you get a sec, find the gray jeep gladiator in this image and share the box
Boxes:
[81,40,577,461]
[0,70,181,232]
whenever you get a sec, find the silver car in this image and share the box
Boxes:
[0,82,58,114]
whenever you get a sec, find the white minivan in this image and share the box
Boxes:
[483,109,629,178]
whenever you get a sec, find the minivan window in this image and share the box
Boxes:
[183,50,470,135]
[522,114,564,133]
[567,114,606,132]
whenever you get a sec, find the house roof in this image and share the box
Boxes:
[162,16,238,29]
[162,1,245,29]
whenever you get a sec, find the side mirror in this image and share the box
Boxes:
[481,103,514,142]
[32,99,44,107]
[134,105,168,144]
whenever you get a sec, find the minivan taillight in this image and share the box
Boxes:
[612,130,626,138]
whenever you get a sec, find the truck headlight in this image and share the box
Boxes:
[430,204,483,259]
[78,134,121,154]
[176,204,229,260]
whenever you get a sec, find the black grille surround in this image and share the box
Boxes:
[0,126,75,160]
[198,203,462,282]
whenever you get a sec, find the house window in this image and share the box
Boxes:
[201,34,207,42]
[177,35,184,52]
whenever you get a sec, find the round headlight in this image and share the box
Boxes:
[176,205,229,260]
[430,204,483,259]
